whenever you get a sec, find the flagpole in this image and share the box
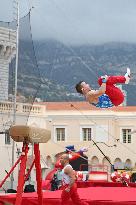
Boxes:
[11,0,19,189]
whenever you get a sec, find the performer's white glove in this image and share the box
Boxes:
[79,147,88,152]
[101,75,108,83]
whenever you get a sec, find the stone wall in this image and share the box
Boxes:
[0,27,16,101]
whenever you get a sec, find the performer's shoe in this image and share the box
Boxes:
[125,68,131,84]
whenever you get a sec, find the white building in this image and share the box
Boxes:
[0,101,135,190]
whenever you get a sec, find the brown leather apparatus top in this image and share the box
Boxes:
[9,125,51,143]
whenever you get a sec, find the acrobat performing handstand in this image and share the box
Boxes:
[75,68,131,108]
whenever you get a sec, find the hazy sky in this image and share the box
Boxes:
[1,0,136,45]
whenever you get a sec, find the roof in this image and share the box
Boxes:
[41,101,93,110]
[37,101,136,112]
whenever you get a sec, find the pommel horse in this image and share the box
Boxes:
[0,125,51,205]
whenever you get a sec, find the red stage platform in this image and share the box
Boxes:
[0,186,136,205]
[76,181,136,188]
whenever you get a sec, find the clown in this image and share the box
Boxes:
[60,154,88,205]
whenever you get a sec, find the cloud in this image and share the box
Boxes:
[1,0,136,45]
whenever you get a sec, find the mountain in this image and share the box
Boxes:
[11,40,136,105]
[35,40,136,105]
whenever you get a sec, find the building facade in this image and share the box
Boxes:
[0,101,136,189]
[40,102,136,171]
[0,26,16,101]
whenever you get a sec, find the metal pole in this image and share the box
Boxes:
[11,0,19,189]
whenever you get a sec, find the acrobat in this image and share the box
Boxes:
[75,68,131,108]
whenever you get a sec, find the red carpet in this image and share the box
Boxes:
[0,187,136,205]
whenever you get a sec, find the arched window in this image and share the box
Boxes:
[91,156,99,165]
[46,155,52,168]
[124,159,132,169]
[114,158,123,169]
[102,156,111,172]
[90,156,99,171]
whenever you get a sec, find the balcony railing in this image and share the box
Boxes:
[0,101,45,115]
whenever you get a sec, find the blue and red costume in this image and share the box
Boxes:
[98,76,126,107]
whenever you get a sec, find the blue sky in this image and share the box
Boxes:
[1,0,136,45]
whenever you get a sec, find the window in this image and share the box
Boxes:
[82,128,92,141]
[53,125,67,142]
[5,131,10,144]
[56,128,65,141]
[122,129,131,143]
